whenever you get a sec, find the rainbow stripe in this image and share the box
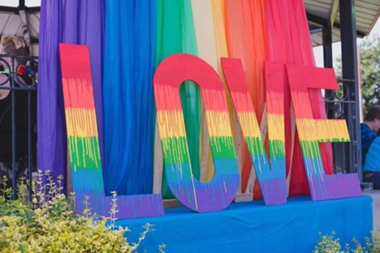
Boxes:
[60,44,164,218]
[286,64,361,200]
[222,59,287,205]
[154,54,239,212]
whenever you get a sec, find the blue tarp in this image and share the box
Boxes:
[117,196,373,253]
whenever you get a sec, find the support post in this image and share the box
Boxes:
[323,25,335,119]
[339,0,362,179]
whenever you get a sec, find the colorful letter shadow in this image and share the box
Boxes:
[286,64,362,201]
[60,44,164,218]
[222,59,287,205]
[154,54,240,212]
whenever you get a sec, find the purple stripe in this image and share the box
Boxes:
[259,178,287,205]
[74,189,164,219]
[309,174,362,201]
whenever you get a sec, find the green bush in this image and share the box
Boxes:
[314,232,380,253]
[0,171,163,253]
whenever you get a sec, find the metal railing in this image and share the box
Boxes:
[324,78,361,176]
[0,54,37,199]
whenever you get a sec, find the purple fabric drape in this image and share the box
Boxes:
[62,0,105,160]
[37,0,66,184]
[38,0,104,187]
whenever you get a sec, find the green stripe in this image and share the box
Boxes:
[161,137,190,165]
[269,140,286,159]
[245,137,266,156]
[300,141,321,158]
[161,136,236,165]
[210,136,236,159]
[245,137,285,159]
[68,136,101,169]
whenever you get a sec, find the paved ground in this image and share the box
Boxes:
[364,190,380,232]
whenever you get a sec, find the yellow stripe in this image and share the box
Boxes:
[65,108,98,137]
[236,111,261,138]
[207,0,230,182]
[206,111,234,137]
[317,119,350,142]
[297,119,350,142]
[157,110,186,138]
[157,110,234,139]
[267,114,285,141]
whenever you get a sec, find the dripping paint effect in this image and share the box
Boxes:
[154,54,240,212]
[286,64,361,201]
[60,44,164,219]
[222,59,287,206]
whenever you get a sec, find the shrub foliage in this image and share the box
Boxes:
[0,171,159,253]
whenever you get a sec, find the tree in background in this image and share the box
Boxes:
[336,36,380,115]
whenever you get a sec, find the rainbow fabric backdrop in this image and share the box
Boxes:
[51,0,361,214]
[98,0,333,198]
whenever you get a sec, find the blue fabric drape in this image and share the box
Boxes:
[103,0,156,195]
[38,0,66,185]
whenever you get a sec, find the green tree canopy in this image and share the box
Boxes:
[336,37,380,115]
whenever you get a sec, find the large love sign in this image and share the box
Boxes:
[60,45,361,219]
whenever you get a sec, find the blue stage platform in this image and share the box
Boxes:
[116,196,373,253]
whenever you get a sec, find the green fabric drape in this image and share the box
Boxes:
[155,0,202,198]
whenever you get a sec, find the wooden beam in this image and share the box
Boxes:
[26,7,40,13]
[333,22,366,38]
[0,6,18,14]
[307,12,366,38]
[329,0,340,27]
[309,25,323,35]
[307,12,328,27]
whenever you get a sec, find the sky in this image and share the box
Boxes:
[313,19,380,68]
[1,0,40,7]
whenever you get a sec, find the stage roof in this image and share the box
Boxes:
[0,4,39,56]
[306,0,380,46]
[0,0,379,53]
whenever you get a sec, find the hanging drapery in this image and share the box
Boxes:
[209,0,243,185]
[266,0,333,196]
[266,0,296,196]
[38,0,332,198]
[103,0,156,195]
[38,0,105,191]
[155,0,201,199]
[191,0,242,185]
[191,0,218,183]
[62,0,105,162]
[223,0,268,197]
[38,0,66,186]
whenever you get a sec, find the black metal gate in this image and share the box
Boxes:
[0,54,37,199]
[324,78,361,176]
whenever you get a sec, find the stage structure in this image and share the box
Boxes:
[59,44,371,252]
[42,0,374,252]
